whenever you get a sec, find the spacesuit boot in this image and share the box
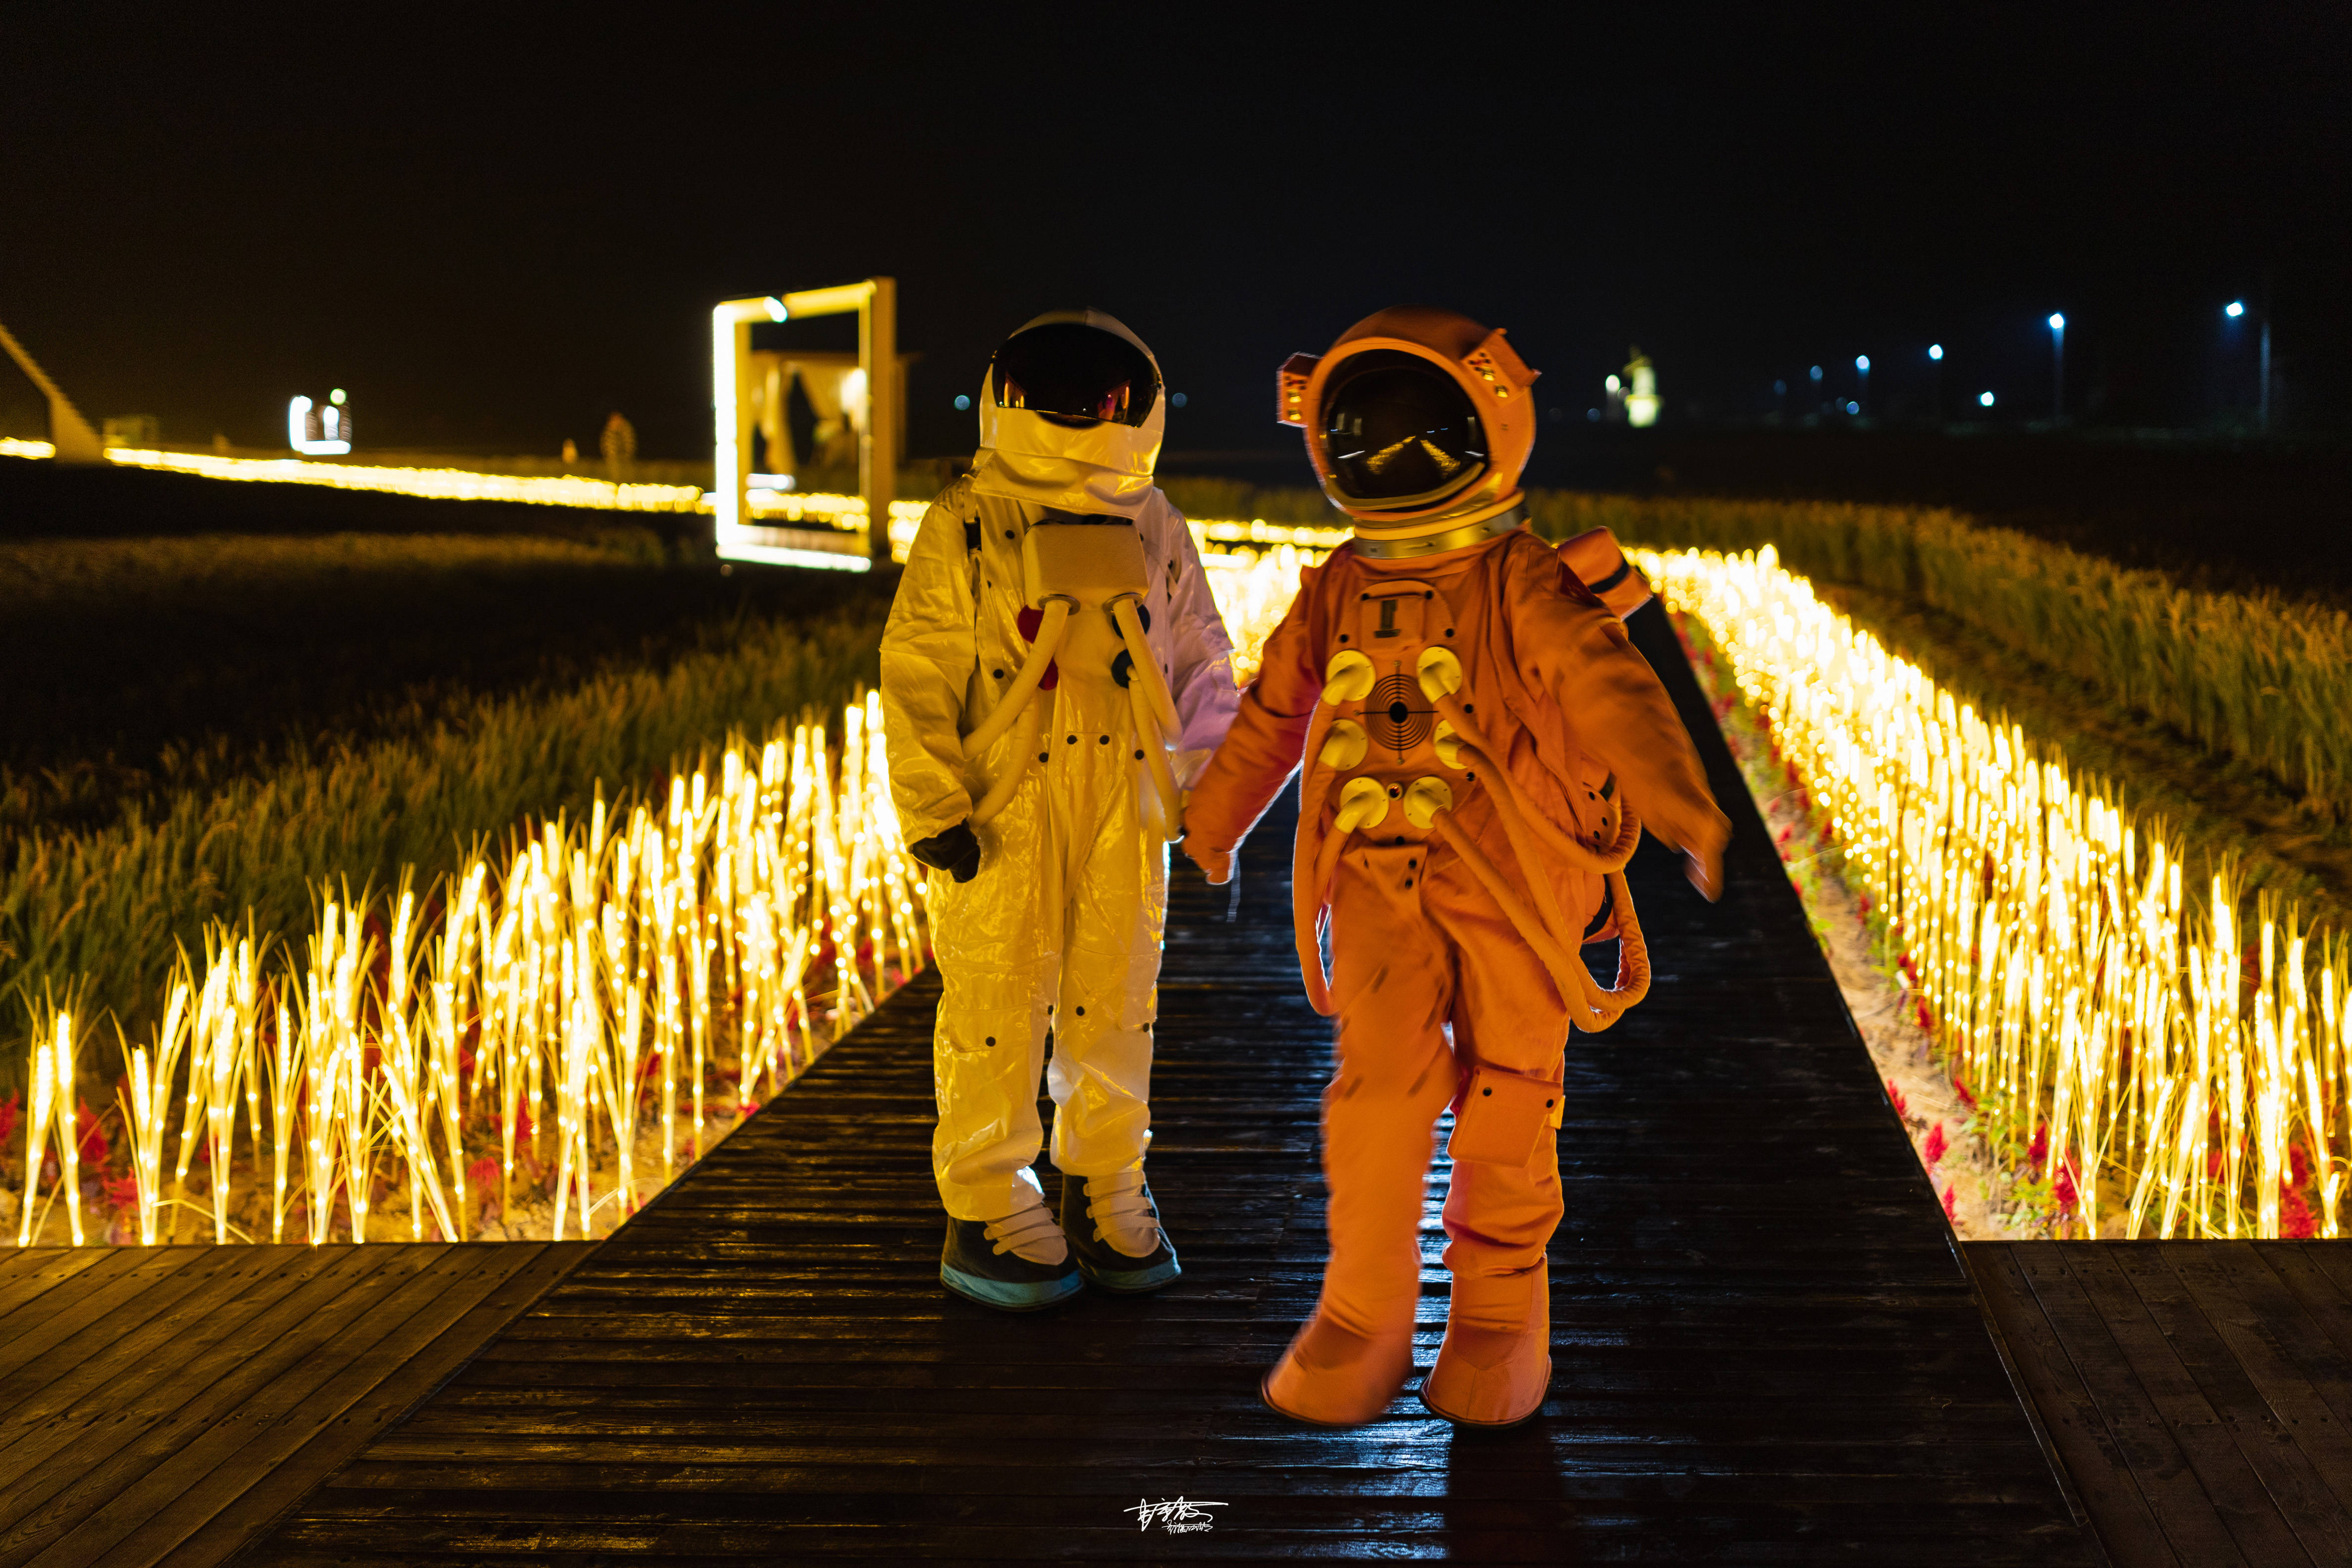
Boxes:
[1183,305,1730,1423]
[1422,1261,1551,1426]
[882,311,1240,1309]
[1261,1311,1417,1426]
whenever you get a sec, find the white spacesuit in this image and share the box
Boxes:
[882,310,1239,1311]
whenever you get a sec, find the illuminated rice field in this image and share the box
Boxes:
[15,695,929,1245]
[1644,544,2350,1241]
[6,538,1315,1247]
[22,510,2307,1247]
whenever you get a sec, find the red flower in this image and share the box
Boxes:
[101,1171,142,1213]
[2291,1142,2313,1188]
[1922,1124,1949,1168]
[2053,1162,2080,1215]
[2027,1122,2049,1169]
[73,1103,109,1168]
[1942,1186,1959,1222]
[2282,1181,2319,1240]
[0,1093,17,1147]
[1952,1079,1977,1111]
[1885,1079,1909,1119]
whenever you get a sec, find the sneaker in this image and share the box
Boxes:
[939,1196,1082,1312]
[1060,1169,1180,1293]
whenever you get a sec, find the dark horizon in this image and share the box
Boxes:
[2,5,2344,466]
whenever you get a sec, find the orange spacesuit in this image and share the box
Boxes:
[1182,307,1728,1427]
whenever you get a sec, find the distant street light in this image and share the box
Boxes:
[1928,343,1944,360]
[1855,354,1870,417]
[2048,313,2066,422]
[1979,391,1996,408]
[1927,344,1944,425]
[2225,300,2271,433]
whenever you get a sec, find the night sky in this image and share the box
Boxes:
[2,5,2343,472]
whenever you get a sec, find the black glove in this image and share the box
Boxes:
[907,820,982,883]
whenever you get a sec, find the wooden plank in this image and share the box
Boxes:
[2201,1247,2352,1491]
[44,1245,540,1568]
[157,1243,594,1568]
[0,1248,342,1449]
[2259,1247,2352,1371]
[0,1245,407,1556]
[2143,1246,2352,1539]
[0,1249,209,1396]
[2059,1244,2310,1564]
[2010,1246,2249,1565]
[2297,1246,2352,1315]
[0,1248,358,1489]
[1968,1243,2177,1566]
[0,1249,114,1323]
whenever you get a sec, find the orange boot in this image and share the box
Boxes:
[1261,1310,1416,1426]
[1422,1260,1551,1425]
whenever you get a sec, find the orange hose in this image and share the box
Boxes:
[1434,692,1637,873]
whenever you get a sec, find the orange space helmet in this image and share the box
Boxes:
[1277,305,1540,550]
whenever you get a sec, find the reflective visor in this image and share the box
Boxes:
[1319,350,1488,505]
[991,323,1161,428]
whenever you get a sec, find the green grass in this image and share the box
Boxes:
[0,530,882,835]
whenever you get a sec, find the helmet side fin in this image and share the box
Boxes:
[1277,352,1321,427]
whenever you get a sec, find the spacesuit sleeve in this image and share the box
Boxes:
[1163,508,1241,787]
[1557,527,1654,620]
[880,497,979,845]
[1181,561,1326,856]
[1503,542,1730,864]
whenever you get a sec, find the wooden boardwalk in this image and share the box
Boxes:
[0,1241,590,1568]
[1974,1239,2352,1566]
[237,603,2097,1564]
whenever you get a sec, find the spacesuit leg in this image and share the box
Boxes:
[930,824,1062,1225]
[1044,735,1165,1181]
[1421,854,1569,1426]
[1263,845,1457,1425]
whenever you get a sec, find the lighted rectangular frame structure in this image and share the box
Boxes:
[712,278,897,565]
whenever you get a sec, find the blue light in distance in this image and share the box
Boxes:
[1845,401,1860,415]
[1979,391,1996,407]
[1855,355,1870,372]
[2049,313,2065,331]
[954,394,971,410]
[2226,300,2246,318]
[1171,392,1188,408]
[1928,344,1944,361]
[1809,365,1823,383]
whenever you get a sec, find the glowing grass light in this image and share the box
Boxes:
[14,693,936,1246]
[1643,543,2349,1240]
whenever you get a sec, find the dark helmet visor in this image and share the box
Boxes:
[990,322,1161,428]
[1319,350,1488,503]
